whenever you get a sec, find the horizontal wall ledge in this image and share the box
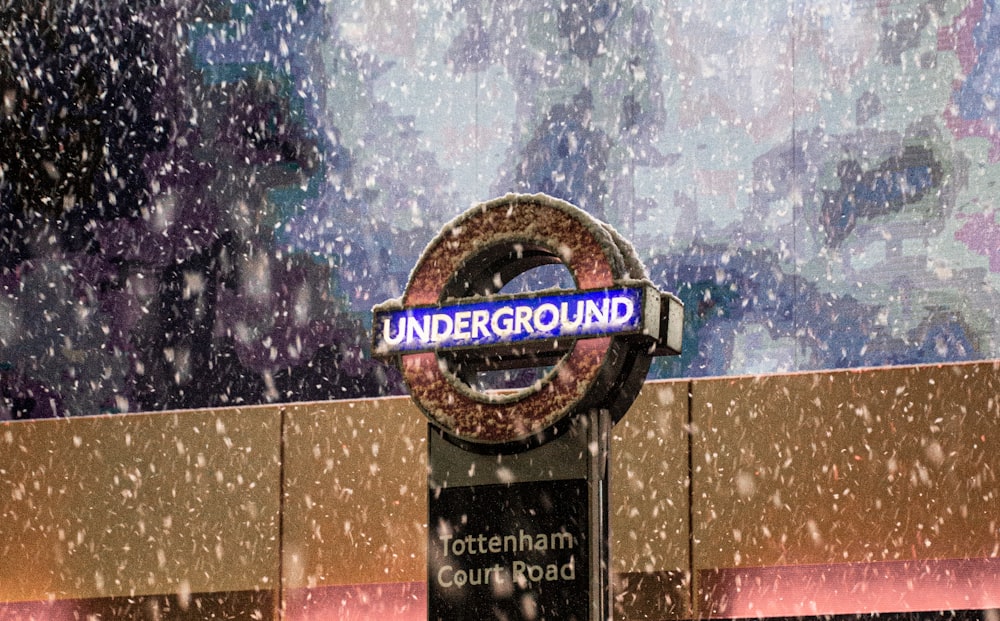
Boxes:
[2,360,998,620]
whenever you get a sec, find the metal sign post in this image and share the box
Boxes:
[427,409,608,620]
[373,194,682,621]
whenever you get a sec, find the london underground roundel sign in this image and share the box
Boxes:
[372,193,682,453]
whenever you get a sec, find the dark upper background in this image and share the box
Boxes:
[1,0,997,418]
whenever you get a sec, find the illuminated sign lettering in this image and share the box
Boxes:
[373,194,684,621]
[370,193,682,449]
[373,285,657,356]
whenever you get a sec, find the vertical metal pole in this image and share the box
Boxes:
[587,408,612,621]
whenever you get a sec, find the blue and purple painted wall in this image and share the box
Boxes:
[2,0,999,417]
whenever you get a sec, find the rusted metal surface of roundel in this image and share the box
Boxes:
[399,193,652,452]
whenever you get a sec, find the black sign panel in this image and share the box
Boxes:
[428,478,589,621]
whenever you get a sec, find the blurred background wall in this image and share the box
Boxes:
[2,0,999,418]
[2,363,999,618]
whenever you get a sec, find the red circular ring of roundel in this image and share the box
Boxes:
[398,193,652,452]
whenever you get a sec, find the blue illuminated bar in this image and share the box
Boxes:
[373,286,655,356]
